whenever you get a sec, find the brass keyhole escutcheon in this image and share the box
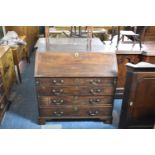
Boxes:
[74,52,79,57]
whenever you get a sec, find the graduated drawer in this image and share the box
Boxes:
[38,96,113,107]
[39,105,112,117]
[35,77,114,86]
[36,86,115,96]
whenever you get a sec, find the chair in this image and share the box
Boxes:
[116,26,147,50]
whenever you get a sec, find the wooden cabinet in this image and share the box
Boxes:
[0,46,16,97]
[5,26,39,55]
[143,26,155,41]
[116,51,142,98]
[116,49,155,98]
[35,52,118,125]
[142,51,155,64]
[119,62,155,128]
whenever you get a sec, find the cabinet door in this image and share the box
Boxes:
[130,74,155,121]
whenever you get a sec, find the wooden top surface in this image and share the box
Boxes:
[126,62,155,68]
[142,51,155,56]
[35,52,118,77]
[35,38,105,52]
[0,45,10,58]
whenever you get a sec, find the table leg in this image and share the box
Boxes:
[16,64,22,83]
[79,26,81,36]
[24,47,30,63]
[110,26,115,44]
[70,26,73,37]
[116,26,120,49]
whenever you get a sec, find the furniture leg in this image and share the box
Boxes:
[74,26,76,35]
[116,26,120,49]
[103,119,112,124]
[25,47,30,63]
[16,64,22,83]
[70,26,73,37]
[38,118,46,125]
[122,35,124,42]
[79,26,81,36]
[110,26,115,44]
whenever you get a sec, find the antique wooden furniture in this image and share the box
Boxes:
[35,52,118,125]
[0,46,16,97]
[5,26,39,54]
[142,26,155,41]
[0,68,9,123]
[11,35,29,83]
[119,62,155,129]
[116,51,142,98]
[116,48,155,98]
[35,38,105,52]
[117,27,146,50]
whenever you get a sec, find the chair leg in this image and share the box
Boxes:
[116,35,122,49]
[110,26,115,44]
[122,35,124,42]
[138,38,142,50]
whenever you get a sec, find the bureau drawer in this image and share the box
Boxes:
[36,86,115,96]
[38,96,113,107]
[39,105,112,117]
[35,77,115,86]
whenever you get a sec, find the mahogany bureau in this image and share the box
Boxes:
[35,52,118,125]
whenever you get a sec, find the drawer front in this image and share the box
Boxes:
[39,105,112,117]
[35,77,114,86]
[38,96,113,107]
[36,86,115,96]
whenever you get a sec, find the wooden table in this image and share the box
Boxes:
[11,36,29,83]
[35,38,105,52]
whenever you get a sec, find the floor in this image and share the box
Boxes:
[0,51,122,129]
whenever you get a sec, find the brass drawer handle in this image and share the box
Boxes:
[52,79,64,85]
[50,99,64,105]
[90,89,101,95]
[89,98,101,104]
[53,111,64,117]
[89,79,101,85]
[52,89,63,95]
[88,110,99,116]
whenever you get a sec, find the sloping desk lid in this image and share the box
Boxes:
[35,52,118,77]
